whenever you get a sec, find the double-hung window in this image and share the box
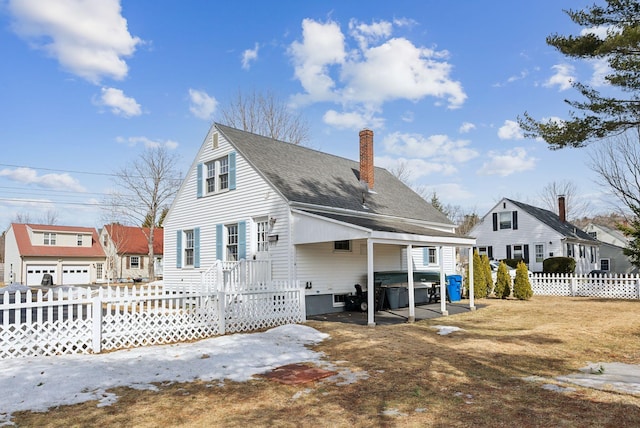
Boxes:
[499,212,512,229]
[535,244,544,263]
[219,156,229,191]
[205,155,229,194]
[227,224,238,261]
[130,256,140,269]
[206,161,216,193]
[185,230,195,266]
[44,232,56,245]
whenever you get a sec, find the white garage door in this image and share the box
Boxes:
[62,265,90,285]
[26,265,57,286]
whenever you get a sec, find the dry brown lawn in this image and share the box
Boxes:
[12,296,640,427]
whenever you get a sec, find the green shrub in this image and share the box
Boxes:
[513,261,533,300]
[494,261,512,299]
[468,250,487,298]
[481,255,493,296]
[543,257,575,273]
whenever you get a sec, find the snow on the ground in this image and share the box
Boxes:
[431,325,463,335]
[0,324,331,425]
[556,362,640,395]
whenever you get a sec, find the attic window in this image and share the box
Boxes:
[499,212,512,229]
[44,232,56,246]
[334,240,351,252]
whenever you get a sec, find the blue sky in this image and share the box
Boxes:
[0,0,618,229]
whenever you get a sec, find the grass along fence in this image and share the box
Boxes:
[530,273,640,299]
[1,281,304,359]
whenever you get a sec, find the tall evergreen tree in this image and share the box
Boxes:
[513,261,533,300]
[519,0,640,148]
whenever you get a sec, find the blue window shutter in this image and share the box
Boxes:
[216,224,223,261]
[228,152,236,190]
[238,220,246,260]
[422,248,428,264]
[194,227,201,268]
[176,230,182,268]
[196,163,203,198]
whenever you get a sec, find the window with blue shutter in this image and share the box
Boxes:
[229,152,236,190]
[238,220,246,260]
[196,163,203,198]
[176,230,182,268]
[194,227,200,268]
[216,224,223,261]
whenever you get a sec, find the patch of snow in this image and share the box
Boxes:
[431,325,463,335]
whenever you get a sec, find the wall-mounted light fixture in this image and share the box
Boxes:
[269,217,277,227]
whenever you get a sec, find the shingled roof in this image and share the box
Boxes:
[216,124,452,226]
[11,223,105,258]
[507,198,596,242]
[104,224,164,255]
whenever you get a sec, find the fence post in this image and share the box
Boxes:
[217,291,226,335]
[636,279,640,300]
[297,280,306,321]
[92,289,103,354]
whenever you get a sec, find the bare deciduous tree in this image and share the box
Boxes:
[105,145,182,280]
[589,128,640,213]
[539,180,591,221]
[220,89,310,145]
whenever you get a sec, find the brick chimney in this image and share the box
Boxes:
[558,195,566,223]
[359,129,374,189]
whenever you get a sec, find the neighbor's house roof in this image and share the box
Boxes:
[11,223,105,258]
[104,224,164,255]
[506,198,596,242]
[216,124,453,228]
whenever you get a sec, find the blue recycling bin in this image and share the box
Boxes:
[446,275,462,302]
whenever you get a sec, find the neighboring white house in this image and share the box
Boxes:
[583,223,638,274]
[163,124,476,320]
[470,197,599,274]
[4,223,106,286]
[99,224,164,282]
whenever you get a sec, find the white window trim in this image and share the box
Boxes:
[204,154,230,195]
[333,240,352,252]
[184,230,195,267]
[130,256,140,269]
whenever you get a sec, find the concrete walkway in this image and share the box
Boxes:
[307,301,481,325]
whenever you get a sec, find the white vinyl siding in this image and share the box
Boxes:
[163,128,290,287]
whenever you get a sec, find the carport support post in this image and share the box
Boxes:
[407,244,415,323]
[367,238,375,327]
[468,247,475,310]
[439,246,448,316]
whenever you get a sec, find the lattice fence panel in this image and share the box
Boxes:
[99,287,222,352]
[225,285,303,334]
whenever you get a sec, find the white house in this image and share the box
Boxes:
[4,223,106,286]
[163,124,476,322]
[470,197,599,274]
[583,223,638,274]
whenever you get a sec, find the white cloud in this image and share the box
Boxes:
[116,136,179,150]
[241,43,259,70]
[497,120,524,140]
[376,156,457,181]
[589,58,610,87]
[478,147,536,177]
[383,132,478,163]
[288,19,346,103]
[7,0,141,84]
[322,109,384,130]
[0,167,85,192]
[288,17,466,121]
[96,87,141,117]
[544,64,575,91]
[188,89,217,120]
[348,19,393,50]
[401,111,414,123]
[459,122,476,134]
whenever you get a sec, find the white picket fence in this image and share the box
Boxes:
[530,273,640,299]
[0,260,304,359]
